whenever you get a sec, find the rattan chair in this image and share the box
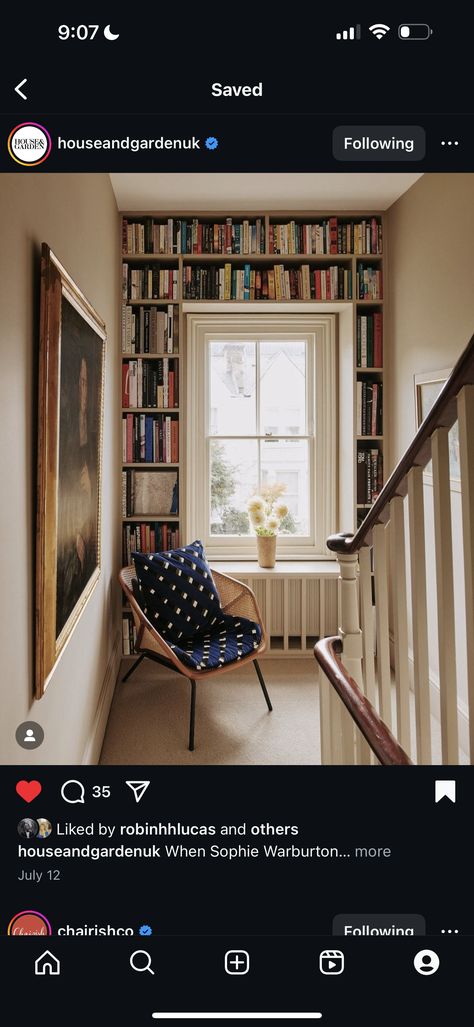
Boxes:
[119,565,272,751]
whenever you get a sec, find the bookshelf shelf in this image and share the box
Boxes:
[123,251,383,262]
[121,352,180,359]
[120,209,386,653]
[122,516,180,524]
[127,299,179,306]
[123,463,179,469]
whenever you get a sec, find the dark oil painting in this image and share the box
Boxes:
[56,296,102,637]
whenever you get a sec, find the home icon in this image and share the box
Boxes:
[35,950,60,975]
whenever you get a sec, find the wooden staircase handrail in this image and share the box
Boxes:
[327,332,474,554]
[314,637,413,765]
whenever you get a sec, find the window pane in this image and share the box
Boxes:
[260,438,310,536]
[209,439,257,535]
[209,341,256,435]
[260,341,306,436]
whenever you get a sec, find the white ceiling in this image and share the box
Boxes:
[110,172,423,212]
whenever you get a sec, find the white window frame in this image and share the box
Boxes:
[186,313,337,560]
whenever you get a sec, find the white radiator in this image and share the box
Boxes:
[216,563,339,657]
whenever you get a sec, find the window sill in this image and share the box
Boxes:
[211,560,339,578]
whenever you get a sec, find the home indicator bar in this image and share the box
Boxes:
[151,1016,323,1021]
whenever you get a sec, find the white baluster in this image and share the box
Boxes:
[337,552,363,763]
[407,466,432,764]
[457,384,474,763]
[390,495,411,756]
[432,426,459,764]
[373,523,392,729]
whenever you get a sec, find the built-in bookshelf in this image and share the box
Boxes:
[120,211,385,652]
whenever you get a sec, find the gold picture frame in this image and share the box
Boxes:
[414,367,460,488]
[35,245,106,697]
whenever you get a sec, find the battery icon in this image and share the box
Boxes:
[398,24,433,40]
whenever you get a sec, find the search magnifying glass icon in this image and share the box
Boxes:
[60,779,85,804]
[130,950,155,975]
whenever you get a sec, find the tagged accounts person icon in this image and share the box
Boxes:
[15,721,45,750]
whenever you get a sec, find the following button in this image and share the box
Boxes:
[332,913,426,936]
[333,126,425,161]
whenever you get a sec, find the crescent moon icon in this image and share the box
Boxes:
[104,25,120,40]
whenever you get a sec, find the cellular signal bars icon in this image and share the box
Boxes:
[336,24,361,41]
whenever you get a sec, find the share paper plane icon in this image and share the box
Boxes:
[126,780,150,803]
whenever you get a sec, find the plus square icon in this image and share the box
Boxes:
[225,950,250,975]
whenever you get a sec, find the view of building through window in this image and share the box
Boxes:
[209,340,311,536]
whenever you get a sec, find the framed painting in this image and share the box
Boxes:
[36,245,106,697]
[414,367,460,488]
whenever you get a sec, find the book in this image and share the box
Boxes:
[122,414,179,463]
[357,448,383,503]
[182,264,352,300]
[122,359,179,409]
[123,523,180,564]
[122,305,177,354]
[357,265,383,301]
[356,313,383,367]
[124,470,178,517]
[268,217,382,255]
[356,378,383,436]
[122,217,265,255]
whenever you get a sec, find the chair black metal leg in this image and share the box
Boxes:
[122,653,145,682]
[254,659,273,711]
[188,679,197,751]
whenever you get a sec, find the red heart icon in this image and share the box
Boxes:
[16,780,42,803]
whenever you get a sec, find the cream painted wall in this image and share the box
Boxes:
[0,174,121,764]
[387,173,474,468]
[387,173,474,745]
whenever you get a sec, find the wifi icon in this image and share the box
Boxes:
[369,23,391,38]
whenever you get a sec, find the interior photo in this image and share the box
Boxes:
[1,171,473,767]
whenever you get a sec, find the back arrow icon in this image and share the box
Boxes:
[15,78,28,100]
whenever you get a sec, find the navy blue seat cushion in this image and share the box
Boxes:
[132,540,262,671]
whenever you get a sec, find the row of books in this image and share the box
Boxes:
[122,469,178,518]
[357,448,383,505]
[123,264,179,301]
[122,414,179,464]
[182,264,353,301]
[357,266,383,301]
[356,380,383,437]
[122,523,180,566]
[121,217,383,256]
[122,612,138,656]
[356,313,383,367]
[268,218,383,255]
[122,358,179,410]
[121,304,178,354]
[122,217,266,255]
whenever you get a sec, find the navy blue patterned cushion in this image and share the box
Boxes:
[132,540,262,671]
[133,541,220,639]
[168,614,262,671]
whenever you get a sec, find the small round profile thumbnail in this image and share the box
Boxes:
[18,818,52,839]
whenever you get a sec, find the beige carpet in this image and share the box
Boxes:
[100,658,321,765]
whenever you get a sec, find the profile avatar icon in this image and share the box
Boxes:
[23,728,36,744]
[17,818,39,839]
[414,949,440,975]
[36,819,53,839]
